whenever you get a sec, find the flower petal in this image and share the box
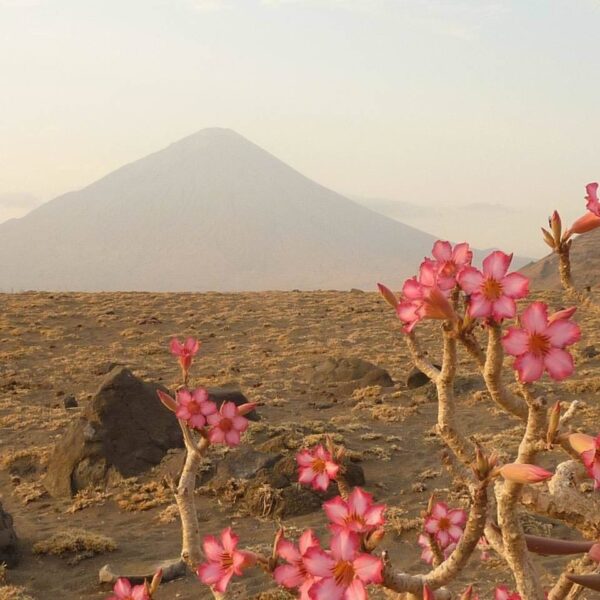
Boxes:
[514,353,545,382]
[458,267,484,294]
[324,496,348,525]
[502,328,529,356]
[546,319,581,348]
[468,293,493,319]
[483,251,512,279]
[491,296,516,321]
[452,242,472,266]
[331,530,359,562]
[501,272,529,298]
[520,302,548,333]
[432,240,452,262]
[353,554,383,584]
[273,564,304,588]
[347,488,371,516]
[544,348,574,380]
[304,547,335,578]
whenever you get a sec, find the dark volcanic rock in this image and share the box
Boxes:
[204,444,366,519]
[0,502,18,567]
[63,394,78,409]
[43,367,183,498]
[307,357,393,391]
[207,386,259,421]
[406,365,441,389]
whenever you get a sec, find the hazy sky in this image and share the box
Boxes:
[1,0,599,257]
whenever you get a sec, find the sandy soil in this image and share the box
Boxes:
[0,290,599,599]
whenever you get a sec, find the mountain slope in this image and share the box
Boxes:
[520,227,600,290]
[0,128,448,292]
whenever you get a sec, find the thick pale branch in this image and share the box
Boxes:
[521,460,600,539]
[482,324,528,420]
[496,394,547,600]
[406,332,441,383]
[176,423,210,567]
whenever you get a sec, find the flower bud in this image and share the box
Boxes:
[589,543,600,563]
[237,402,257,416]
[423,584,434,600]
[365,527,386,550]
[377,283,399,309]
[569,432,595,454]
[546,401,561,447]
[548,306,577,323]
[550,210,562,241]
[568,212,600,235]
[157,390,177,413]
[149,569,163,595]
[460,585,475,600]
[423,287,457,321]
[541,227,556,249]
[499,463,553,484]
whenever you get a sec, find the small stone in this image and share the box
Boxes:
[406,365,441,389]
[63,395,78,409]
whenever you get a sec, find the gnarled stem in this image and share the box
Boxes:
[176,422,210,567]
[496,392,546,600]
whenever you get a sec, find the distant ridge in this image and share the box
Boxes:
[0,129,493,291]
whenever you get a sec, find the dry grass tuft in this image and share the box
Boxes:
[0,586,35,600]
[67,489,112,513]
[115,480,172,512]
[33,528,117,564]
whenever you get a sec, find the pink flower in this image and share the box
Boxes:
[495,585,521,600]
[207,401,255,446]
[397,260,456,332]
[323,487,386,534]
[424,502,467,548]
[170,337,200,377]
[296,445,339,491]
[586,182,600,216]
[196,528,255,593]
[502,302,580,382]
[499,463,553,484]
[107,579,149,600]
[175,388,217,429]
[580,434,600,490]
[274,530,321,599]
[457,251,529,321]
[417,533,455,565]
[304,529,383,599]
[431,241,473,289]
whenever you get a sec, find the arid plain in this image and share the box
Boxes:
[0,290,599,599]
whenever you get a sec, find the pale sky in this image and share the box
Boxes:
[1,0,599,257]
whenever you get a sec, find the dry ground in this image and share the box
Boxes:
[0,290,599,599]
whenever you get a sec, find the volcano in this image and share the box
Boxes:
[0,128,447,291]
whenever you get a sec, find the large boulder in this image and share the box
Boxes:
[43,367,183,497]
[0,502,18,567]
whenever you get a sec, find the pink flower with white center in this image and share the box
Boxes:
[169,337,200,377]
[107,578,149,600]
[304,529,383,600]
[424,502,467,548]
[431,241,473,289]
[207,401,255,446]
[417,533,455,565]
[196,528,255,593]
[274,530,321,599]
[323,487,386,534]
[175,388,217,430]
[586,182,600,216]
[502,302,580,383]
[579,433,600,490]
[297,445,339,492]
[495,585,521,600]
[397,260,456,332]
[457,251,529,321]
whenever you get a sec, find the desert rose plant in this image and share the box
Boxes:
[108,184,600,599]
